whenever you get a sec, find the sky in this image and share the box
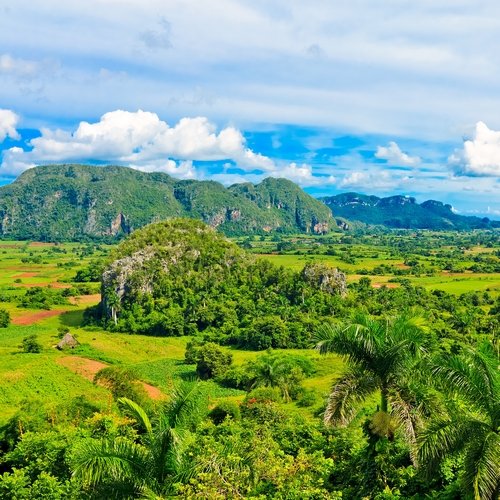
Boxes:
[1,1,500,218]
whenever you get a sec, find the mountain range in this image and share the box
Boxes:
[0,164,497,242]
[0,164,332,241]
[321,193,500,230]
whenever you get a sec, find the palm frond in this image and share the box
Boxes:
[418,417,488,468]
[119,397,153,435]
[315,320,380,374]
[390,383,442,465]
[324,366,378,426]
[462,430,500,500]
[72,437,150,488]
[431,348,498,418]
[164,382,206,428]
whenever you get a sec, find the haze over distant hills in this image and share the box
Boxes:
[322,193,500,230]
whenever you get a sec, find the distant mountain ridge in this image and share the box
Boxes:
[321,192,500,230]
[0,164,332,241]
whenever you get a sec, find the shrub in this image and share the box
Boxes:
[208,401,241,424]
[195,342,233,380]
[244,386,282,404]
[93,367,148,404]
[0,309,10,328]
[21,335,42,353]
[217,365,253,390]
[296,388,318,407]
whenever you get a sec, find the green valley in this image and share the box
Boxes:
[0,222,498,498]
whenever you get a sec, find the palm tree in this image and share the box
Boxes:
[72,383,207,498]
[250,353,305,402]
[418,342,499,500]
[315,313,434,456]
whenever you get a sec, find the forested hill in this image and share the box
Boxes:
[0,164,332,241]
[322,192,500,230]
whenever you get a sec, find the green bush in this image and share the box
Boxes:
[244,386,282,404]
[0,308,10,328]
[208,401,241,424]
[195,342,233,380]
[21,335,42,354]
[296,388,318,407]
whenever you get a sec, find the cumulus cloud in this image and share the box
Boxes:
[375,141,420,166]
[340,170,409,191]
[449,121,500,177]
[0,109,274,176]
[131,159,197,179]
[0,109,20,142]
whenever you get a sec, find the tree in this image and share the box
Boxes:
[249,352,313,402]
[418,343,500,500]
[246,316,289,350]
[72,383,207,498]
[315,313,434,458]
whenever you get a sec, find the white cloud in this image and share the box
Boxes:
[0,109,274,175]
[211,162,335,188]
[131,159,197,179]
[268,162,335,187]
[340,170,409,191]
[0,54,39,78]
[449,121,500,176]
[375,141,421,166]
[0,109,20,142]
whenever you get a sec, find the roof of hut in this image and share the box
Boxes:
[56,333,79,350]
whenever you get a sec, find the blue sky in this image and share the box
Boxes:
[1,1,500,218]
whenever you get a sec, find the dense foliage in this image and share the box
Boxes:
[0,221,498,499]
[91,219,346,348]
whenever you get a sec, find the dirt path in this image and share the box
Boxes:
[69,294,101,305]
[57,355,164,400]
[12,309,67,325]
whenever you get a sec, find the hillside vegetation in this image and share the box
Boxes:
[0,164,332,241]
[94,218,346,348]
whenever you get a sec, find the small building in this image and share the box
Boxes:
[56,333,79,350]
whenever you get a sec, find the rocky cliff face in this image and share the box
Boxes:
[0,164,333,241]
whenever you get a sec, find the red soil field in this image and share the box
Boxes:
[29,242,55,247]
[57,356,164,400]
[371,283,398,289]
[12,309,66,325]
[69,294,101,305]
